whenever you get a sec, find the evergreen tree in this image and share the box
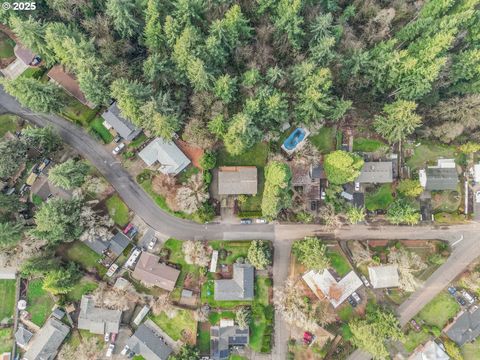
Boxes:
[43,263,81,295]
[261,161,292,219]
[374,100,422,143]
[22,126,62,153]
[0,139,27,178]
[214,75,237,104]
[141,101,181,140]
[48,160,90,190]
[273,0,305,51]
[106,0,141,38]
[324,151,364,185]
[247,240,272,270]
[386,199,420,225]
[144,0,165,53]
[0,222,24,248]
[223,113,262,155]
[111,78,152,125]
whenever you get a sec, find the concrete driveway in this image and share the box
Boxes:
[1,59,28,79]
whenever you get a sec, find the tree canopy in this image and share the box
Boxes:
[261,161,292,219]
[324,151,364,185]
[247,240,272,270]
[292,237,330,271]
[48,160,90,190]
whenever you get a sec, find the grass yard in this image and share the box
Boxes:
[0,328,12,353]
[150,309,197,343]
[0,114,18,137]
[208,311,235,325]
[418,292,460,329]
[353,138,386,152]
[106,194,130,227]
[66,278,98,302]
[217,142,269,168]
[60,97,97,127]
[128,133,147,150]
[20,66,47,80]
[0,280,16,321]
[462,336,480,360]
[406,144,455,170]
[209,240,251,265]
[89,117,113,144]
[434,212,467,224]
[338,305,354,322]
[249,276,274,353]
[197,325,210,354]
[402,330,430,353]
[431,189,461,213]
[309,127,336,153]
[365,184,394,211]
[65,241,107,277]
[26,279,55,327]
[328,250,351,277]
[0,32,14,58]
[177,165,199,184]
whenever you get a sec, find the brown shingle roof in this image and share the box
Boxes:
[14,45,35,65]
[47,65,93,107]
[132,252,180,291]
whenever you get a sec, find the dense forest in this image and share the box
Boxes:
[1,0,479,151]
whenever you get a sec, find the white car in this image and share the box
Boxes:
[255,218,267,224]
[112,142,125,155]
[121,346,130,356]
[354,182,360,191]
[106,344,115,357]
[476,191,480,203]
[104,333,110,342]
[351,292,361,303]
[147,237,157,250]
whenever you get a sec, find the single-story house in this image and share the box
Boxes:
[77,295,122,335]
[419,159,459,191]
[210,319,249,360]
[138,138,191,176]
[1,44,36,79]
[22,318,70,360]
[302,269,363,308]
[290,162,327,211]
[102,102,142,141]
[132,252,180,291]
[355,161,393,184]
[368,265,400,289]
[84,237,110,255]
[30,175,73,202]
[214,263,254,301]
[14,326,33,349]
[47,65,95,108]
[109,232,131,256]
[444,307,480,346]
[125,322,173,360]
[408,340,450,360]
[217,166,258,195]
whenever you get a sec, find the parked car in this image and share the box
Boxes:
[448,286,457,295]
[110,333,117,343]
[303,332,315,345]
[113,135,122,143]
[147,237,157,250]
[106,344,115,357]
[123,223,133,234]
[240,218,252,224]
[476,191,480,203]
[351,292,361,304]
[121,346,130,356]
[31,55,41,66]
[112,142,125,155]
[410,319,421,332]
[125,248,142,268]
[457,296,467,306]
[255,218,267,224]
[348,296,357,307]
[104,333,110,342]
[462,290,475,304]
[354,182,360,191]
[321,190,326,200]
[360,275,371,287]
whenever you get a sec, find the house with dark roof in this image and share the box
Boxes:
[419,159,459,191]
[217,166,258,195]
[214,263,254,301]
[290,162,327,211]
[132,252,180,291]
[22,318,70,360]
[77,295,122,335]
[30,174,73,202]
[109,232,130,256]
[210,319,249,360]
[15,326,33,349]
[138,138,191,176]
[444,307,480,346]
[125,322,173,360]
[102,102,142,141]
[355,162,393,184]
[47,65,95,108]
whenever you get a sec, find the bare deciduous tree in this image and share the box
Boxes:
[92,282,142,311]
[318,204,343,232]
[0,236,47,268]
[182,240,210,267]
[79,206,114,242]
[175,173,209,214]
[58,333,105,360]
[152,174,180,211]
[388,247,427,292]
[350,241,372,265]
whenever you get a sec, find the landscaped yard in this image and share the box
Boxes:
[20,66,47,79]
[26,279,55,327]
[402,330,430,352]
[462,336,480,360]
[209,240,251,265]
[328,250,351,277]
[418,292,460,328]
[150,309,197,344]
[0,114,18,137]
[249,276,273,353]
[89,117,113,144]
[0,280,16,321]
[406,143,455,170]
[60,97,98,127]
[66,278,98,302]
[64,241,107,277]
[0,32,14,59]
[353,138,386,152]
[365,184,394,211]
[197,324,210,354]
[127,133,147,150]
[309,127,336,153]
[106,194,130,227]
[431,188,461,213]
[0,328,12,353]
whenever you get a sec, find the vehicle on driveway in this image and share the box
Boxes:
[106,343,115,357]
[104,333,110,342]
[110,333,117,343]
[112,142,125,155]
[303,332,315,345]
[462,290,475,304]
[351,292,361,304]
[410,319,421,332]
[457,296,467,306]
[448,286,457,295]
[476,191,480,203]
[348,296,357,307]
[240,218,252,224]
[255,218,267,224]
[147,237,157,250]
[360,275,371,287]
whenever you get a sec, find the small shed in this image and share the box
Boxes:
[368,265,400,289]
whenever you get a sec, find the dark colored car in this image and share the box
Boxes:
[448,286,457,295]
[457,296,467,306]
[240,218,252,224]
[348,296,357,307]
[113,135,122,143]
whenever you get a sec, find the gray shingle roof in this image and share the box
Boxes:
[445,307,480,346]
[78,295,122,335]
[138,138,191,175]
[425,168,459,191]
[218,167,258,195]
[125,323,172,360]
[214,263,254,301]
[210,324,249,360]
[84,238,109,255]
[355,162,393,184]
[102,102,141,141]
[15,326,33,348]
[109,232,130,256]
[23,318,70,360]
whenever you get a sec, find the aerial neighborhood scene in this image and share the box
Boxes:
[0,0,480,360]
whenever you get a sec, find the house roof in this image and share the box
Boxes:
[355,162,393,184]
[210,323,249,360]
[132,252,180,291]
[15,326,33,347]
[78,295,122,335]
[302,269,363,308]
[125,323,173,360]
[425,168,459,191]
[23,318,70,360]
[218,166,258,195]
[138,138,191,176]
[109,232,130,256]
[214,263,254,301]
[14,45,35,65]
[31,175,73,202]
[47,65,93,107]
[101,102,141,141]
[84,238,109,255]
[408,340,450,360]
[368,265,400,289]
[445,307,480,346]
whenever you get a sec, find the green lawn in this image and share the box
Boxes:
[462,336,480,360]
[106,194,130,227]
[177,165,199,184]
[338,305,354,322]
[128,133,147,150]
[0,328,12,353]
[26,279,55,327]
[197,325,211,354]
[402,330,430,352]
[353,138,386,152]
[309,127,336,153]
[0,114,18,137]
[328,250,351,277]
[208,311,235,325]
[20,66,47,80]
[406,144,455,170]
[60,97,98,127]
[433,212,467,224]
[89,117,113,144]
[65,241,107,277]
[418,292,460,328]
[0,280,16,321]
[0,32,14,58]
[365,184,394,211]
[66,278,98,302]
[217,142,269,168]
[431,188,461,213]
[150,309,197,341]
[209,241,252,265]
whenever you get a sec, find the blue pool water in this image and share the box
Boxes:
[283,128,306,151]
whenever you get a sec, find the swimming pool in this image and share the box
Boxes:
[282,128,308,151]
